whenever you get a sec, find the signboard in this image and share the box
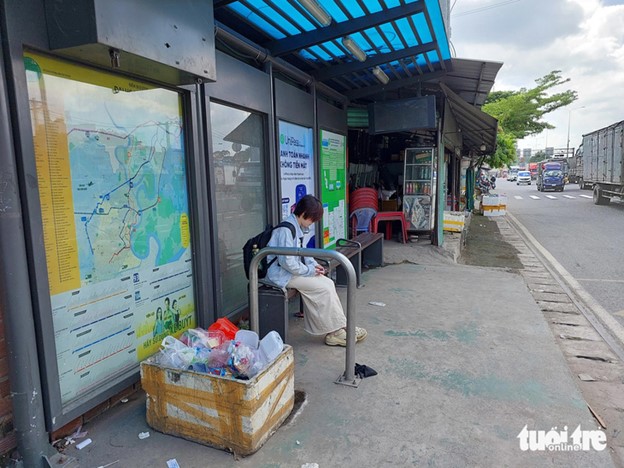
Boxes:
[278,120,315,246]
[319,130,346,248]
[24,52,196,408]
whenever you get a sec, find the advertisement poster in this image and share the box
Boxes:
[24,52,196,405]
[278,121,315,246]
[319,130,347,248]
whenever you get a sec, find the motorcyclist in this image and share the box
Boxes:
[476,173,492,194]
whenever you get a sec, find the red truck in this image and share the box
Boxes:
[528,162,538,180]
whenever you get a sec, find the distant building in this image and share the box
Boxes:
[522,148,532,160]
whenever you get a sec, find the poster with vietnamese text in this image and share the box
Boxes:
[320,130,347,248]
[278,120,315,247]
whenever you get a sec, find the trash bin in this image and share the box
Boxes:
[141,345,294,456]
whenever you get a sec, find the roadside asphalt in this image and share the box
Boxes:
[59,217,616,468]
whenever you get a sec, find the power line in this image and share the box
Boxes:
[452,0,521,18]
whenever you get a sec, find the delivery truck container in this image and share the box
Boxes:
[579,120,624,204]
[568,147,582,184]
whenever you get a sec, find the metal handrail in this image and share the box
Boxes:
[249,247,359,386]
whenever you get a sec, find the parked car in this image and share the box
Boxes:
[516,171,531,185]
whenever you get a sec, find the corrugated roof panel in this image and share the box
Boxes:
[425,0,451,59]
[396,17,419,46]
[412,13,433,43]
[305,45,332,61]
[228,3,286,39]
[319,40,344,58]
[269,1,318,31]
[323,1,348,22]
[426,50,439,63]
[360,27,389,53]
[360,0,383,14]
[338,0,365,18]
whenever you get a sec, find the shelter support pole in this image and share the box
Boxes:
[249,247,359,387]
[0,41,64,467]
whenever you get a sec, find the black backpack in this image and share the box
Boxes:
[243,222,296,280]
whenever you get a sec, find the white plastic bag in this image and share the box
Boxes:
[159,336,195,369]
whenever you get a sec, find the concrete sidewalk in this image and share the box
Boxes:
[68,240,614,467]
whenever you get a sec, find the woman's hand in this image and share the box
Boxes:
[314,265,326,276]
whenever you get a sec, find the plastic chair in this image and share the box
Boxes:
[351,187,378,202]
[350,188,379,210]
[372,211,408,244]
[350,208,377,236]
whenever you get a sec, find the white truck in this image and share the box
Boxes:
[579,120,624,204]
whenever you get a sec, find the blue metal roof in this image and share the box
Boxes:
[214,0,452,101]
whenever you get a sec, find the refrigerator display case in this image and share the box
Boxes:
[403,148,436,231]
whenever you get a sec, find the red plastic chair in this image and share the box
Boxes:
[350,188,378,212]
[372,211,408,244]
[351,187,378,202]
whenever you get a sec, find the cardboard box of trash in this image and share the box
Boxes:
[141,345,294,456]
[443,211,465,232]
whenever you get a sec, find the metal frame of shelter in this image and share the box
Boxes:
[213,0,499,157]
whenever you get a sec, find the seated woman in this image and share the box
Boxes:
[266,195,367,347]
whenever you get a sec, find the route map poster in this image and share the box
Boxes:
[319,130,346,248]
[24,52,196,405]
[278,121,315,247]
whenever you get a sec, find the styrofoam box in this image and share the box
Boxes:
[443,211,465,232]
[141,345,294,456]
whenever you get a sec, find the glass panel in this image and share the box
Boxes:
[404,147,435,230]
[210,102,266,316]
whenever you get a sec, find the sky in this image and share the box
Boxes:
[448,0,624,155]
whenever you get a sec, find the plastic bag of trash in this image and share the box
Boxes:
[179,328,225,349]
[228,341,259,378]
[188,346,213,372]
[158,336,195,369]
[206,341,230,369]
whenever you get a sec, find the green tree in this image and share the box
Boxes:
[530,151,546,163]
[481,71,578,168]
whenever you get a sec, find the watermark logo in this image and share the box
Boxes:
[517,425,606,451]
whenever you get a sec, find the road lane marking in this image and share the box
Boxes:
[545,195,557,199]
[563,195,575,199]
[580,195,593,199]
[577,278,624,283]
[514,195,523,200]
[529,195,540,199]
[507,212,624,356]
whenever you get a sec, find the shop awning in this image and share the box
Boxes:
[440,82,498,155]
[439,58,502,107]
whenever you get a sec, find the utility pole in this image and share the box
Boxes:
[567,106,586,157]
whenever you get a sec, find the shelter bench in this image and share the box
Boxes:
[325,232,384,288]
